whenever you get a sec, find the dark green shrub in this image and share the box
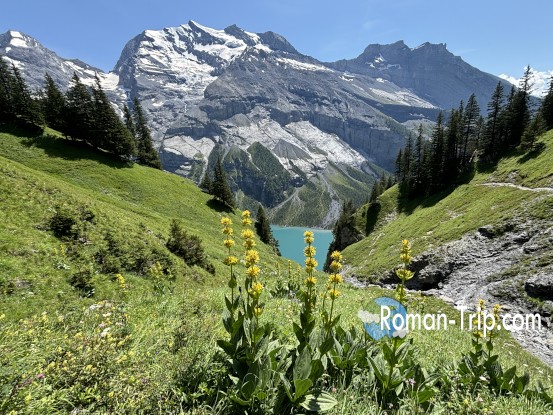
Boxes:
[49,206,78,238]
[69,268,94,297]
[166,220,214,274]
[48,204,95,239]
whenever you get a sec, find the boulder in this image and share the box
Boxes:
[525,273,553,300]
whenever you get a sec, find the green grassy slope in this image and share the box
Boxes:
[345,129,553,279]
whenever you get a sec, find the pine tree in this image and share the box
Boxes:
[482,82,505,161]
[411,125,425,197]
[123,104,136,138]
[400,133,414,185]
[443,107,461,184]
[42,73,66,132]
[521,113,546,151]
[540,76,553,130]
[461,94,480,167]
[506,66,533,146]
[429,112,445,192]
[10,64,42,125]
[132,98,161,169]
[0,59,16,122]
[91,75,135,158]
[324,200,358,271]
[212,157,235,209]
[255,204,279,253]
[65,73,95,143]
[199,171,213,193]
[395,149,403,182]
[369,181,382,203]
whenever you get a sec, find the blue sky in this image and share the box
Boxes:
[2,0,552,78]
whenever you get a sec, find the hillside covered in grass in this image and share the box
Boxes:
[345,129,553,280]
[1,126,553,414]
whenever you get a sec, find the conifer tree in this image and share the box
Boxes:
[42,73,66,132]
[91,75,135,158]
[369,181,382,203]
[429,112,445,192]
[0,59,16,121]
[132,98,161,169]
[482,82,505,161]
[10,64,40,124]
[212,156,236,209]
[521,113,546,151]
[255,204,279,254]
[540,76,553,130]
[443,107,461,184]
[123,104,136,138]
[506,66,533,147]
[461,94,480,167]
[65,73,95,143]
[395,149,403,182]
[411,125,425,197]
[324,200,358,270]
[401,133,414,185]
[199,171,213,193]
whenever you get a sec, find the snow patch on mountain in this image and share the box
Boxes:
[276,57,333,73]
[9,31,28,48]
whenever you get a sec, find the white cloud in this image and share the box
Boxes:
[499,68,553,97]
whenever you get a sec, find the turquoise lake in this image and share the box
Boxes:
[271,225,333,270]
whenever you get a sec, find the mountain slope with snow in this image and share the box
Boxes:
[0,22,512,226]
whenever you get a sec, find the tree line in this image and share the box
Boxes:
[0,59,160,168]
[396,68,553,199]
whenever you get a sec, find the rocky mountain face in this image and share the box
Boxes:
[0,31,124,102]
[0,23,509,226]
[330,40,507,111]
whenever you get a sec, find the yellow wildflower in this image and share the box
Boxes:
[328,274,343,284]
[253,306,264,317]
[223,227,234,236]
[304,230,314,244]
[328,288,341,300]
[243,239,256,249]
[241,229,254,239]
[330,251,343,262]
[220,217,232,226]
[304,246,316,257]
[395,268,414,281]
[305,275,317,287]
[248,281,264,299]
[246,265,261,278]
[224,255,239,266]
[400,239,412,263]
[245,249,260,265]
[241,210,252,226]
[305,257,318,268]
[223,238,235,248]
[329,260,342,273]
[116,273,126,290]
